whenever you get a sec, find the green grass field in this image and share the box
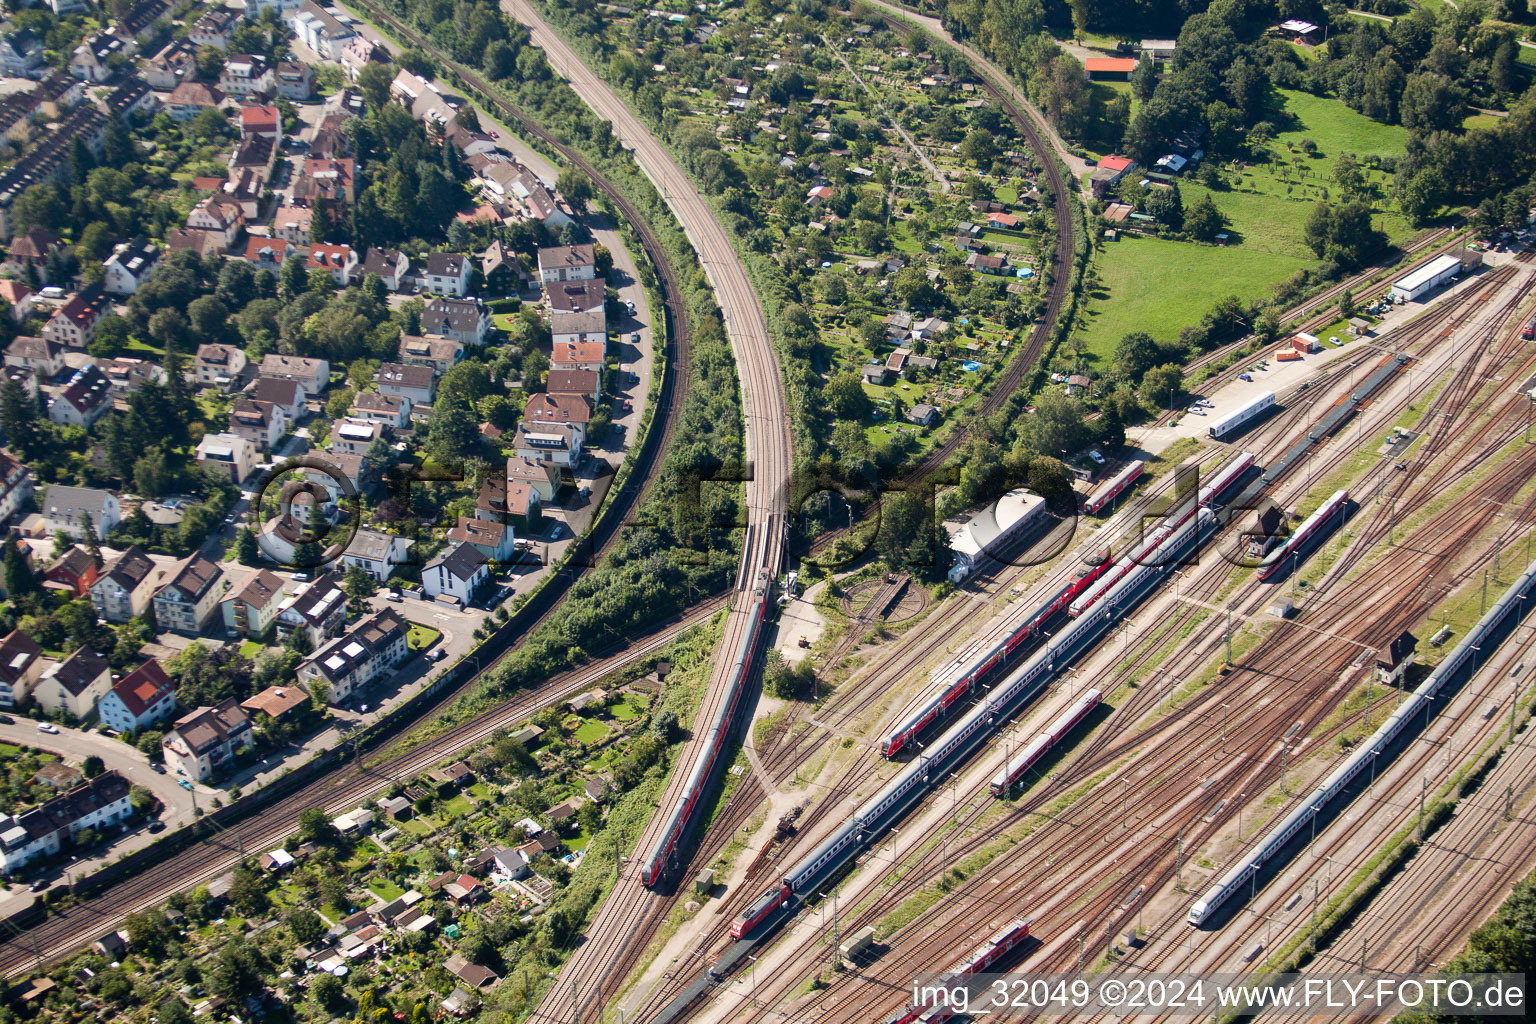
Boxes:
[442,794,475,818]
[1271,88,1409,160]
[573,720,610,745]
[367,878,406,901]
[1076,236,1301,359]
[407,624,440,650]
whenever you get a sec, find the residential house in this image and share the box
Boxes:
[165,227,225,258]
[351,392,410,429]
[503,457,558,504]
[188,6,242,49]
[164,81,226,121]
[242,0,305,17]
[274,573,348,647]
[185,196,244,246]
[861,361,890,386]
[39,485,118,539]
[115,0,170,46]
[551,309,606,350]
[195,432,257,483]
[42,285,110,349]
[0,772,133,874]
[306,242,356,285]
[251,376,307,420]
[259,353,329,393]
[274,61,314,100]
[339,36,386,78]
[421,296,490,346]
[194,343,249,388]
[152,554,228,634]
[375,362,434,405]
[0,630,44,706]
[240,683,308,722]
[90,546,158,622]
[523,393,591,446]
[448,513,518,563]
[42,546,97,597]
[68,35,128,83]
[397,334,462,375]
[228,397,287,451]
[294,157,355,206]
[144,39,195,89]
[481,239,525,295]
[1088,154,1137,197]
[422,542,486,604]
[4,336,63,378]
[546,368,600,405]
[244,236,293,273]
[0,30,45,78]
[967,252,1007,274]
[162,699,253,781]
[230,133,278,182]
[99,356,164,394]
[296,608,407,704]
[513,422,582,469]
[8,228,61,277]
[362,247,410,291]
[222,569,288,638]
[101,236,158,295]
[271,206,312,244]
[0,448,29,525]
[340,528,410,582]
[550,340,604,374]
[290,0,355,59]
[328,417,383,456]
[95,659,176,732]
[219,54,273,97]
[545,278,605,315]
[0,280,34,321]
[31,647,110,718]
[537,244,596,284]
[422,252,471,297]
[102,79,156,122]
[48,366,112,427]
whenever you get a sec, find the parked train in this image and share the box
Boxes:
[1256,489,1350,582]
[880,920,1031,1024]
[1190,556,1536,926]
[1209,392,1276,440]
[1083,460,1145,515]
[732,458,1256,938]
[879,566,1103,759]
[990,690,1102,796]
[1069,453,1256,620]
[641,570,772,887]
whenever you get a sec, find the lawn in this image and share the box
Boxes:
[398,817,434,836]
[573,720,610,745]
[1270,88,1409,161]
[1076,236,1301,359]
[367,877,406,901]
[608,695,647,721]
[238,639,264,658]
[442,794,475,818]
[407,624,441,650]
[468,781,497,800]
[0,742,23,758]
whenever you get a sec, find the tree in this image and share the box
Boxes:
[0,378,37,457]
[285,907,327,944]
[310,971,347,1012]
[1400,72,1464,133]
[426,387,480,463]
[82,755,104,778]
[227,863,268,916]
[3,536,35,597]
[763,648,801,699]
[1131,54,1157,102]
[342,564,378,608]
[357,61,394,111]
[1338,288,1356,320]
[296,806,340,846]
[1112,330,1159,383]
[158,999,193,1024]
[1140,363,1184,410]
[235,527,259,565]
[137,730,164,761]
[129,785,156,813]
[1183,193,1224,242]
[556,166,593,214]
[823,371,871,421]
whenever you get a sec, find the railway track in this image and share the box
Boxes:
[667,263,1536,1024]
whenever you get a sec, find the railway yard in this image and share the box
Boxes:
[551,251,1536,1024]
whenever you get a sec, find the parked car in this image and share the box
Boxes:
[36,723,57,734]
[178,779,193,791]
[29,879,47,892]
[0,714,12,724]
[147,821,165,834]
[1239,373,1253,382]
[630,332,641,344]
[150,763,165,774]
[1088,449,1106,466]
